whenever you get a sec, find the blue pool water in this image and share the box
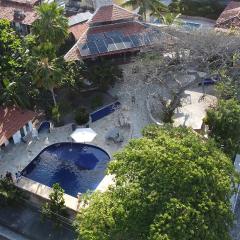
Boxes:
[21,143,110,197]
[182,21,201,29]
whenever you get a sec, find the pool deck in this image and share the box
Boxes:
[16,174,115,212]
[16,176,79,211]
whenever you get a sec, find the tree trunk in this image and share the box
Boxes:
[50,88,57,106]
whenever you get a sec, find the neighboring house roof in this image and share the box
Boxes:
[69,21,89,40]
[65,4,158,61]
[0,106,36,145]
[216,1,240,28]
[0,0,38,25]
[90,4,138,24]
[68,11,93,27]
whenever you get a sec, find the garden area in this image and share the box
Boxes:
[2,1,240,240]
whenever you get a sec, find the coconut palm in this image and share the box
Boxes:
[159,12,182,25]
[33,54,61,106]
[33,2,68,48]
[122,0,167,20]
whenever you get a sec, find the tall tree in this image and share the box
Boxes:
[33,2,68,48]
[33,57,61,106]
[75,125,236,240]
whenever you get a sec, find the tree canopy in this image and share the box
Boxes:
[75,125,236,240]
[0,19,36,108]
[33,2,68,48]
[205,99,240,158]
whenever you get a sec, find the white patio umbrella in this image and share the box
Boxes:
[70,128,97,143]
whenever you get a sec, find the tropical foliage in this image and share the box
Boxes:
[169,0,226,19]
[33,2,68,48]
[84,60,123,91]
[0,178,26,206]
[75,125,236,240]
[205,99,240,158]
[0,19,33,108]
[122,0,167,20]
[42,183,68,222]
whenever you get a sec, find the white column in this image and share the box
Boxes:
[23,126,27,135]
[12,131,22,144]
[28,121,33,131]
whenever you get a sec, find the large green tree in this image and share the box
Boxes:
[204,99,240,158]
[75,125,236,240]
[0,19,37,108]
[33,2,68,48]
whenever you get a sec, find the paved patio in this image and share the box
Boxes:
[0,107,132,177]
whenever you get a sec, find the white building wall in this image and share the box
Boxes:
[28,121,33,131]
[23,126,27,135]
[93,0,113,9]
[12,131,22,144]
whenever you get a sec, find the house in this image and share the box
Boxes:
[0,0,40,35]
[0,106,36,147]
[216,1,240,29]
[64,4,159,62]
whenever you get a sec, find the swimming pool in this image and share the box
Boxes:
[182,21,201,30]
[21,143,110,197]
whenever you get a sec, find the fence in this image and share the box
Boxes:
[90,101,121,123]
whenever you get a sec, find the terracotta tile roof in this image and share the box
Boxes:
[69,22,89,40]
[64,44,82,61]
[0,0,38,25]
[8,0,39,6]
[64,21,149,61]
[216,1,240,28]
[0,106,37,145]
[90,4,138,24]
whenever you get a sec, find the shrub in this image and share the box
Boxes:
[51,105,61,123]
[0,178,26,206]
[41,183,68,225]
[75,108,89,125]
[91,95,103,110]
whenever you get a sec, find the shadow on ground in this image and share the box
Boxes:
[0,202,75,240]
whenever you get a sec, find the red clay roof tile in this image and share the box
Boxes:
[91,4,138,24]
[69,22,89,40]
[216,1,240,28]
[0,106,37,145]
[0,0,38,25]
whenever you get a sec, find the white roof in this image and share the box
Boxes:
[68,11,93,26]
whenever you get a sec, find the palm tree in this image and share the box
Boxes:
[0,80,28,107]
[159,12,182,25]
[122,0,167,20]
[33,56,61,106]
[33,2,68,48]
